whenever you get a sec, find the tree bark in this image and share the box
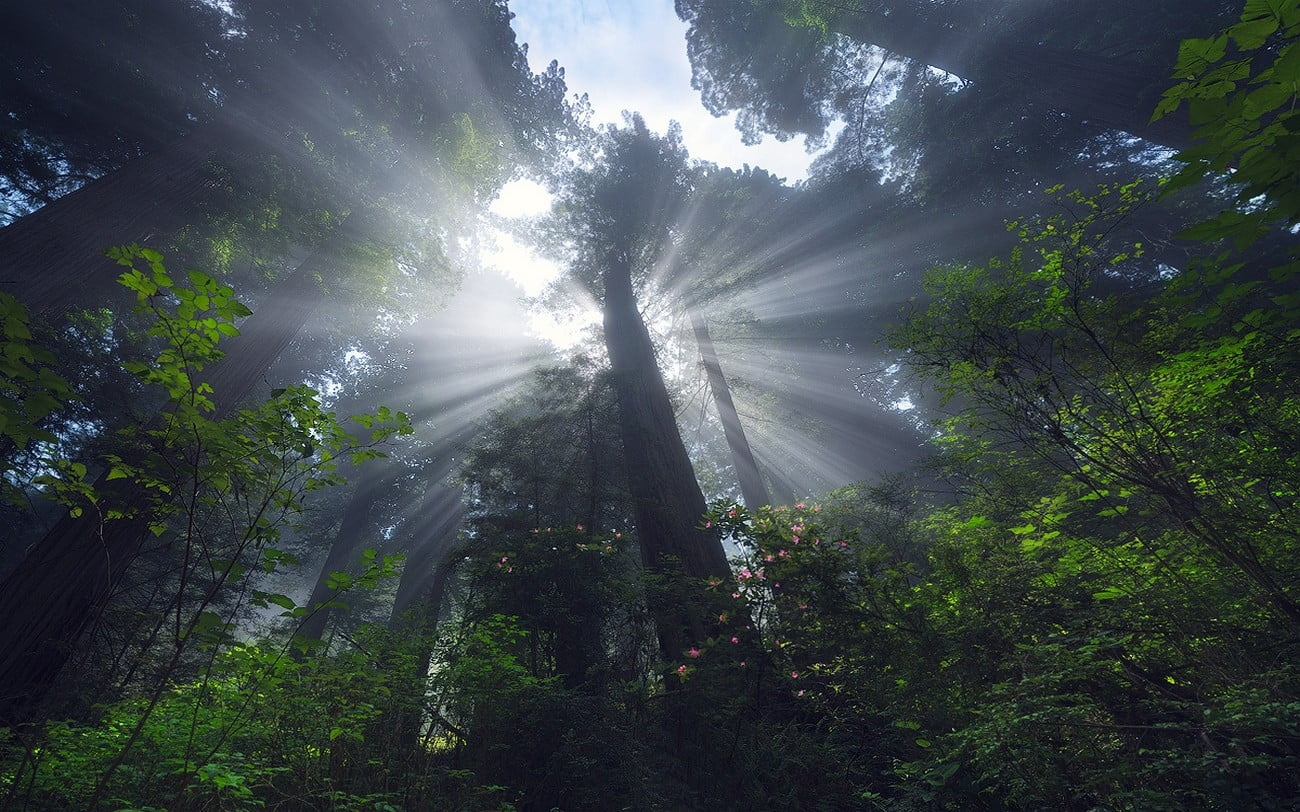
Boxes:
[603,249,730,658]
[0,123,244,321]
[295,471,389,645]
[690,307,770,509]
[389,485,465,625]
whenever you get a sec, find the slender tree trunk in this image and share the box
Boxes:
[389,485,465,625]
[603,249,730,658]
[388,485,464,753]
[295,470,388,645]
[690,307,769,509]
[0,218,355,724]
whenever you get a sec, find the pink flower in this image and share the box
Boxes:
[740,660,747,667]
[738,568,753,581]
[704,520,713,529]
[727,508,738,518]
[795,502,807,510]
[576,524,584,531]
[718,613,728,623]
[791,671,799,679]
[813,537,821,546]
[838,540,848,549]
[764,554,774,562]
[687,647,702,658]
[792,523,805,534]
[731,591,741,599]
[773,582,780,589]
[792,536,801,545]
[797,689,806,697]
[730,636,739,645]
[707,578,721,588]
[798,603,809,610]
[676,664,688,675]
[778,549,789,558]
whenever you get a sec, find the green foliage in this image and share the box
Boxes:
[1155,0,1300,244]
[0,292,76,485]
[0,248,418,808]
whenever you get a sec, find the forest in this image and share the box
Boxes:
[0,0,1297,809]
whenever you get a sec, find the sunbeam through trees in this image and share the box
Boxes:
[0,0,1298,809]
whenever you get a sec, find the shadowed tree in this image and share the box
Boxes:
[675,0,1236,154]
[543,118,732,659]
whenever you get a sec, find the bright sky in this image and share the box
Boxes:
[483,0,830,345]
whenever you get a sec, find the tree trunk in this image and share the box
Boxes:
[690,307,770,509]
[295,471,389,645]
[603,249,730,658]
[388,485,464,753]
[0,123,244,321]
[389,485,465,625]
[0,219,353,724]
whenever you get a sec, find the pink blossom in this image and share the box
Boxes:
[718,613,728,623]
[730,636,739,644]
[838,540,848,549]
[576,524,584,531]
[778,549,789,558]
[731,591,741,599]
[792,523,805,534]
[738,568,753,581]
[773,582,780,589]
[797,689,806,697]
[764,554,774,563]
[740,660,747,667]
[704,520,713,529]
[687,647,702,658]
[798,603,809,610]
[795,502,807,509]
[676,664,688,675]
[792,536,801,545]
[727,508,738,518]
[791,671,800,679]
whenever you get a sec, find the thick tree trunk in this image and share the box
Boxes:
[603,250,730,658]
[831,6,1189,149]
[0,123,244,321]
[690,307,770,509]
[0,220,352,724]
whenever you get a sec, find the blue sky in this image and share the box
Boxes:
[509,0,826,182]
